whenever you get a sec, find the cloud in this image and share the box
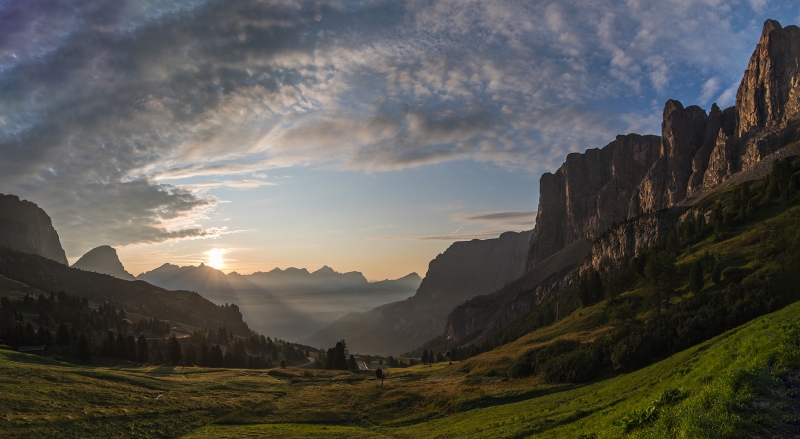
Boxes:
[452,210,537,228]
[370,231,511,241]
[699,77,721,104]
[0,0,790,254]
[184,179,278,193]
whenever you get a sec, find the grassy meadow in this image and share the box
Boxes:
[1,296,798,438]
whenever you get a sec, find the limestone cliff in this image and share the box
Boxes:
[528,20,800,271]
[526,134,661,269]
[0,194,68,265]
[443,19,800,349]
[71,245,135,280]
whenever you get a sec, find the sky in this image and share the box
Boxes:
[1,0,799,281]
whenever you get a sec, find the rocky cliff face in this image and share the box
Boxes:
[737,20,800,139]
[71,245,135,280]
[442,19,800,350]
[528,20,800,271]
[527,134,661,269]
[589,209,683,270]
[0,194,68,265]
[445,238,589,343]
[305,230,533,355]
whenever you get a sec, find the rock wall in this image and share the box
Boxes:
[589,209,683,270]
[528,20,800,271]
[0,194,68,265]
[526,134,661,269]
[443,20,800,350]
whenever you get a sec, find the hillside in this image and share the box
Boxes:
[0,286,797,438]
[0,247,251,336]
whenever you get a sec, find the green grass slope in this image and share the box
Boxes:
[0,299,797,438]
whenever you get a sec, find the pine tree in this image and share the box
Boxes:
[712,263,722,284]
[77,333,91,362]
[117,332,128,360]
[167,335,182,365]
[104,331,116,357]
[690,260,704,292]
[646,252,677,313]
[127,335,137,361]
[348,354,358,370]
[56,324,70,346]
[137,335,149,363]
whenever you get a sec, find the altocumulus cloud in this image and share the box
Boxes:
[0,0,792,256]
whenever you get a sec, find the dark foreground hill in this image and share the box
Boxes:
[0,246,250,335]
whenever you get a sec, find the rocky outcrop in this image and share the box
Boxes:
[305,230,533,355]
[528,20,800,272]
[736,20,800,138]
[0,194,68,265]
[445,238,590,343]
[589,209,683,270]
[527,134,661,269]
[442,19,800,351]
[71,245,135,280]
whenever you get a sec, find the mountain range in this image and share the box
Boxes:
[439,19,800,350]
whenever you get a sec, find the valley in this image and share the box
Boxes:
[2,11,800,439]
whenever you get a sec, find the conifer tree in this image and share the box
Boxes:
[137,335,149,363]
[77,333,91,362]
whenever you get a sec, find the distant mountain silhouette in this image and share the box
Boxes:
[136,263,369,297]
[71,245,135,280]
[137,263,234,295]
[0,194,68,265]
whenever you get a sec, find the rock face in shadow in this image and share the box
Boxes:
[441,19,800,350]
[527,134,661,269]
[736,20,800,139]
[72,246,135,280]
[305,230,533,355]
[527,20,800,271]
[0,194,68,265]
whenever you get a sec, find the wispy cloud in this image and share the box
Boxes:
[0,0,789,254]
[370,231,511,241]
[451,210,537,228]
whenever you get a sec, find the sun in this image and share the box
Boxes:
[205,248,227,270]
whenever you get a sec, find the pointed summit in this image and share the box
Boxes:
[72,245,135,280]
[0,194,68,265]
[762,18,782,38]
[736,19,800,138]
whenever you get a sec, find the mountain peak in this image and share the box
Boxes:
[762,18,782,38]
[71,245,134,280]
[314,265,335,274]
[0,193,68,265]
